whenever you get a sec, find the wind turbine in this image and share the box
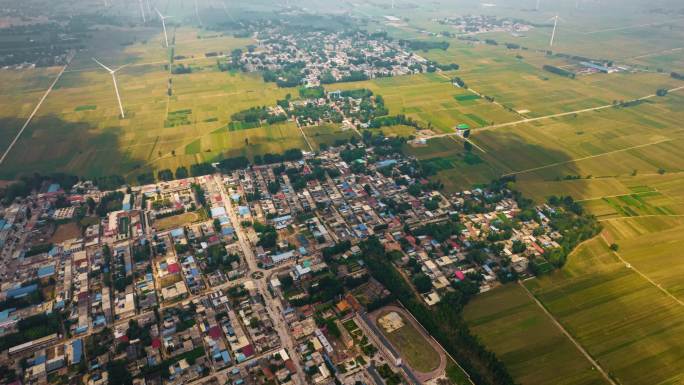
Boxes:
[155,8,172,48]
[194,0,202,26]
[139,0,146,23]
[549,14,561,47]
[92,58,127,118]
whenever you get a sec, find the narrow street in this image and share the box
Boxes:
[212,174,307,385]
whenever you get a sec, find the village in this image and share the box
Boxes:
[233,23,433,87]
[0,138,587,385]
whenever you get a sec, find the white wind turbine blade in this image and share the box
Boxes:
[111,73,126,118]
[92,57,114,73]
[549,15,559,46]
[139,0,146,22]
[161,18,169,47]
[113,63,129,73]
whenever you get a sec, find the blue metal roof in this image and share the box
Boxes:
[72,339,83,364]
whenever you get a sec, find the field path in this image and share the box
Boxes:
[0,63,69,166]
[599,233,684,307]
[518,281,618,385]
[420,84,684,142]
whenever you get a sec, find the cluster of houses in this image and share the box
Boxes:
[240,27,429,87]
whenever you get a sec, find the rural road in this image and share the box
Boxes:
[518,281,618,385]
[0,63,69,166]
[421,84,684,143]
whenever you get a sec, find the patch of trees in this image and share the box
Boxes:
[96,191,124,217]
[204,244,240,273]
[253,148,303,165]
[322,240,351,261]
[191,163,215,176]
[360,237,515,385]
[340,147,366,163]
[263,61,306,87]
[299,86,325,99]
[254,221,278,249]
[157,169,174,181]
[171,64,192,74]
[542,64,575,79]
[191,183,207,209]
[412,219,460,242]
[656,88,668,97]
[0,312,61,351]
[231,106,286,126]
[451,76,467,88]
[0,172,79,205]
[217,156,250,172]
[368,114,420,129]
[400,40,450,51]
[672,72,684,80]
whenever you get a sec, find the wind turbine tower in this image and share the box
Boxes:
[535,0,540,11]
[155,8,171,48]
[194,0,202,25]
[549,14,559,46]
[139,0,146,22]
[92,58,127,118]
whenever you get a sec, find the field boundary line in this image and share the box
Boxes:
[420,85,684,142]
[599,233,684,307]
[582,18,684,34]
[501,138,673,177]
[575,189,661,202]
[448,135,486,153]
[0,63,69,166]
[518,281,618,385]
[598,214,684,222]
[295,121,314,152]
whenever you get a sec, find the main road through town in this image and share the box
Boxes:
[211,174,306,385]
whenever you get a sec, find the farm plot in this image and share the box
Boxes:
[303,124,359,150]
[405,137,501,190]
[524,237,684,385]
[0,67,62,151]
[602,216,684,301]
[0,63,170,179]
[464,284,609,385]
[325,72,519,132]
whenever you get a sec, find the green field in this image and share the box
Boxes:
[325,72,520,133]
[524,237,684,385]
[464,284,608,385]
[303,124,359,150]
[376,310,441,374]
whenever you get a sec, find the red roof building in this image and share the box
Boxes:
[167,263,181,274]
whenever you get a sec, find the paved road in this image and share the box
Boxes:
[212,174,307,385]
[0,62,70,165]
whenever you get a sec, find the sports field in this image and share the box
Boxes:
[375,309,441,374]
[464,284,608,385]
